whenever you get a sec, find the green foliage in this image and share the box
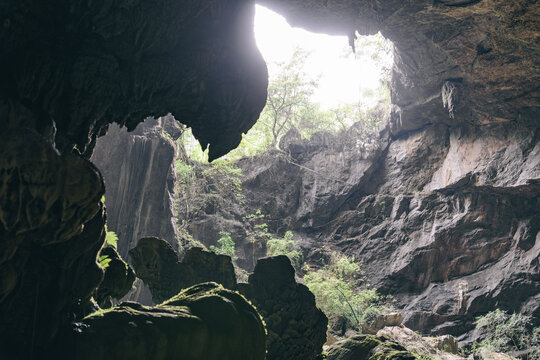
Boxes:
[472,309,539,359]
[98,255,111,269]
[303,252,388,330]
[244,210,273,244]
[176,34,392,163]
[104,227,118,250]
[210,231,237,260]
[262,47,319,148]
[266,230,303,271]
[235,266,250,283]
[176,159,192,183]
[202,160,245,201]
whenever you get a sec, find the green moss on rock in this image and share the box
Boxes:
[326,334,417,360]
[58,282,266,360]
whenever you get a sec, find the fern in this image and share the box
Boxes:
[104,225,118,250]
[98,255,111,269]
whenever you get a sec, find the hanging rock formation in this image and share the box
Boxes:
[0,0,268,356]
[259,0,539,133]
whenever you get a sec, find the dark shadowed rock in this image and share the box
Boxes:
[0,0,267,353]
[60,282,266,360]
[129,237,236,304]
[95,246,136,309]
[1,0,268,158]
[238,255,328,360]
[0,130,106,357]
[129,242,328,360]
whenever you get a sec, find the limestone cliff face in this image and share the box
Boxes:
[182,119,539,342]
[91,116,180,259]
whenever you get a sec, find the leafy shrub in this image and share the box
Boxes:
[210,231,237,260]
[303,252,388,331]
[472,309,539,359]
[266,230,303,271]
[175,159,192,183]
[202,160,244,201]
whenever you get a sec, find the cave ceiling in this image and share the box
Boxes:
[261,0,540,134]
[1,0,537,156]
[0,0,268,160]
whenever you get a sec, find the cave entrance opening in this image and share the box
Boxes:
[182,5,394,162]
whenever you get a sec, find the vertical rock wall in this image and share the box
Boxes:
[91,116,181,259]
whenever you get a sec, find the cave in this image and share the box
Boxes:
[0,0,538,359]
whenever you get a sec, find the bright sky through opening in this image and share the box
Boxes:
[254,5,387,109]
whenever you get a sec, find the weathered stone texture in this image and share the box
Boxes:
[129,238,237,304]
[260,0,540,134]
[60,282,266,360]
[91,116,180,259]
[190,121,539,342]
[0,130,106,357]
[238,256,328,360]
[326,334,416,360]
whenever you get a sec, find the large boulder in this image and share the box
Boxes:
[238,255,328,360]
[129,237,237,303]
[60,282,266,360]
[377,326,465,360]
[325,334,416,360]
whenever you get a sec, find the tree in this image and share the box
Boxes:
[210,231,237,260]
[472,309,540,359]
[303,252,389,331]
[259,47,319,148]
[266,230,303,271]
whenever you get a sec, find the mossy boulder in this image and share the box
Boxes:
[326,334,416,360]
[95,246,136,308]
[59,282,266,360]
[129,238,237,303]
